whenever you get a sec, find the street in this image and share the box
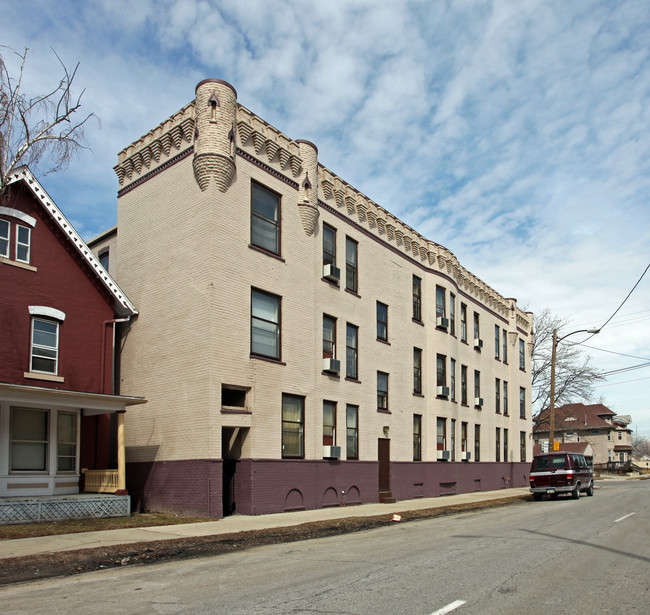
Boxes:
[1,479,648,614]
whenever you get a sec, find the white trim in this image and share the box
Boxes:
[0,206,37,227]
[29,306,66,321]
[6,166,137,316]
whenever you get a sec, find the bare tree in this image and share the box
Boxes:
[0,46,95,197]
[532,308,604,417]
[632,433,650,458]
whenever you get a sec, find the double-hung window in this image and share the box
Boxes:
[503,329,508,363]
[520,431,527,462]
[436,354,446,388]
[519,339,526,370]
[495,325,500,359]
[503,381,509,415]
[496,428,501,462]
[16,225,31,263]
[437,417,446,451]
[10,407,49,472]
[322,223,336,266]
[474,370,481,404]
[495,378,501,413]
[251,182,280,255]
[0,219,9,257]
[346,324,358,379]
[323,401,336,446]
[449,293,456,335]
[413,348,422,394]
[282,394,304,458]
[436,286,446,320]
[345,236,358,292]
[473,312,480,342]
[377,371,389,411]
[474,425,481,462]
[450,358,456,401]
[461,365,468,405]
[323,315,336,359]
[31,318,59,374]
[413,415,422,461]
[376,302,388,341]
[412,275,422,322]
[460,303,467,342]
[57,412,77,472]
[251,289,281,359]
[504,428,509,462]
[346,405,358,459]
[520,387,526,419]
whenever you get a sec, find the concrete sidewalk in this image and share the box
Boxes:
[0,487,529,560]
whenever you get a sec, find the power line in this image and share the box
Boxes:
[582,262,650,343]
[574,343,650,362]
[602,362,650,376]
[594,375,650,388]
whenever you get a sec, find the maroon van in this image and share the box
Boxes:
[529,451,594,501]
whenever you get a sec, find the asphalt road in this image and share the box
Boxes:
[1,479,648,614]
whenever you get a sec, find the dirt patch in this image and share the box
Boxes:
[0,495,527,585]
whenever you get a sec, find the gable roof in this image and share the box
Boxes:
[6,166,136,316]
[533,403,618,433]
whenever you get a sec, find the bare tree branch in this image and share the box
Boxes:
[0,46,96,196]
[532,308,605,416]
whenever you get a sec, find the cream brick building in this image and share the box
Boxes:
[93,79,534,518]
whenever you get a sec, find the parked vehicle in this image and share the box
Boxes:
[529,452,594,501]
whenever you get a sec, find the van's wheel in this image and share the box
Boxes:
[572,483,581,499]
[586,481,594,496]
[533,493,542,501]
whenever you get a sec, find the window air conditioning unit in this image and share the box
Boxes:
[323,358,341,374]
[437,386,450,398]
[474,338,483,349]
[323,445,341,459]
[437,450,451,461]
[323,264,341,282]
[436,316,449,330]
[475,397,484,407]
[461,451,472,461]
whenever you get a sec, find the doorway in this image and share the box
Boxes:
[378,438,391,496]
[222,427,247,517]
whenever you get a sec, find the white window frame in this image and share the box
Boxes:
[30,317,60,375]
[0,218,9,258]
[16,224,31,263]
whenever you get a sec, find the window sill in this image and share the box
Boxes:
[345,288,361,298]
[412,318,424,327]
[321,371,340,379]
[413,392,424,398]
[24,371,64,383]
[250,354,286,366]
[376,338,390,345]
[221,407,252,414]
[321,277,340,287]
[377,408,391,414]
[248,244,285,262]
[345,377,361,384]
[1,256,37,272]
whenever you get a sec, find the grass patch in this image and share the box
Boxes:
[0,512,212,541]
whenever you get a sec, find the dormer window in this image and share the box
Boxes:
[0,207,36,266]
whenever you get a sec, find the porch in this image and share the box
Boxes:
[0,492,130,525]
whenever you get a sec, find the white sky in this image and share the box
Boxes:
[3,0,649,436]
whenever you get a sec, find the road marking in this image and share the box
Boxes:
[614,512,636,523]
[429,600,467,615]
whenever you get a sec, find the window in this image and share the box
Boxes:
[412,275,422,322]
[449,293,456,335]
[251,181,280,255]
[31,318,59,374]
[222,385,248,408]
[520,431,527,462]
[346,324,358,379]
[504,428,508,463]
[413,348,422,394]
[323,315,336,359]
[503,381,509,415]
[376,301,388,341]
[437,417,446,451]
[251,289,281,359]
[436,354,447,388]
[98,249,109,270]
[495,325,500,359]
[377,371,389,410]
[460,303,467,342]
[0,219,9,257]
[520,387,526,419]
[461,365,468,405]
[346,405,358,459]
[322,223,336,266]
[496,427,501,462]
[323,401,336,446]
[10,407,48,471]
[473,312,480,342]
[617,431,623,441]
[451,419,456,461]
[474,370,481,403]
[16,224,31,263]
[413,415,422,461]
[436,286,446,319]
[495,378,501,413]
[282,394,304,458]
[503,329,508,363]
[450,358,456,401]
[57,412,77,472]
[474,425,481,462]
[345,236,358,292]
[461,422,468,454]
[519,339,525,370]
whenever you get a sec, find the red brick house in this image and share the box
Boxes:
[0,167,144,522]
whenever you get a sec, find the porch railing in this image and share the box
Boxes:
[83,469,119,493]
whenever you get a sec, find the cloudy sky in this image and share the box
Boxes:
[3,0,650,436]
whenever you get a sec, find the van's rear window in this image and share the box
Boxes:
[533,455,567,470]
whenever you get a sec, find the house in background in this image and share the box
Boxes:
[98,78,534,519]
[532,403,634,471]
[0,167,145,524]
